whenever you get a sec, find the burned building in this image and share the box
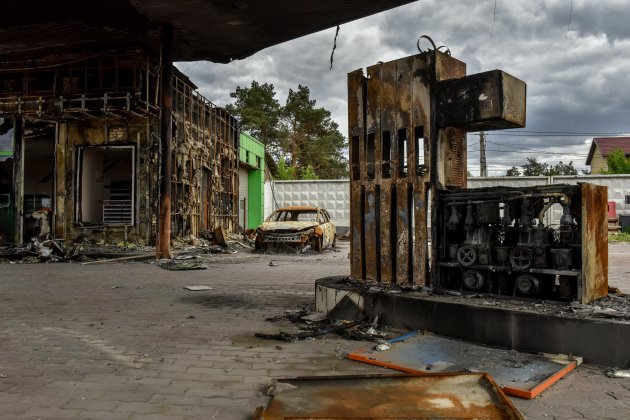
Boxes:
[348,45,608,303]
[0,49,238,247]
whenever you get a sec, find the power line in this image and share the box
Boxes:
[490,130,630,135]
[469,148,589,156]
[488,139,587,148]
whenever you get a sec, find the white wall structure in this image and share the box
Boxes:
[264,180,350,229]
[267,175,630,229]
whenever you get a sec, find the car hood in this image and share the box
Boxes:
[257,221,318,232]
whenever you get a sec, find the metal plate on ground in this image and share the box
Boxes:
[348,332,579,399]
[255,373,524,419]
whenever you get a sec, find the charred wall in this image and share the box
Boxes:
[0,49,239,246]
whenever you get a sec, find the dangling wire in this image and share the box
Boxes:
[329,25,340,70]
[416,35,438,53]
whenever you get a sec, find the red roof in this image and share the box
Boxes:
[586,137,630,165]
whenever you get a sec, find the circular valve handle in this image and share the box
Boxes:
[456,245,477,267]
[509,247,533,270]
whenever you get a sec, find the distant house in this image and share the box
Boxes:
[586,137,630,173]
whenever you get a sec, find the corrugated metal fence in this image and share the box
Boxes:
[266,175,630,228]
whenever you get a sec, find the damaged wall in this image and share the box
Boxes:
[0,49,239,246]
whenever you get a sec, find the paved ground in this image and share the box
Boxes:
[0,241,629,419]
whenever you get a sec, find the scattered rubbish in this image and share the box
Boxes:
[606,369,630,378]
[159,260,207,271]
[327,295,367,322]
[348,331,581,399]
[214,226,228,246]
[591,308,624,318]
[81,253,155,265]
[258,300,391,343]
[375,340,391,351]
[186,315,196,319]
[300,312,328,323]
[255,321,360,342]
[269,260,278,267]
[254,373,524,419]
[609,286,623,295]
[183,285,214,291]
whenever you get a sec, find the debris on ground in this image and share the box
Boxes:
[257,297,395,343]
[348,331,582,399]
[606,369,630,378]
[183,285,214,291]
[255,374,524,419]
[158,258,207,271]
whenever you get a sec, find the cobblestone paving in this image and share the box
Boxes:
[0,242,629,419]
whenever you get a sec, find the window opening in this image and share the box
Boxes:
[398,128,408,177]
[415,126,426,176]
[77,146,134,226]
[382,131,391,178]
[367,133,375,180]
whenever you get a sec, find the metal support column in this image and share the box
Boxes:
[158,24,173,259]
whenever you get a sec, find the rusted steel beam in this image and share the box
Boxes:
[348,69,364,280]
[157,23,173,259]
[581,183,608,303]
[363,65,381,282]
[411,54,430,286]
[378,61,397,283]
[395,57,413,285]
[54,122,67,238]
[12,116,23,246]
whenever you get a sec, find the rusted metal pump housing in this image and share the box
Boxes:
[347,49,608,303]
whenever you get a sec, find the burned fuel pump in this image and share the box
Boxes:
[436,184,607,302]
[348,37,608,304]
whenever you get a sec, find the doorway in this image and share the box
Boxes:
[76,146,135,226]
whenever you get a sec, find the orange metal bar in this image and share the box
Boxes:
[348,349,578,400]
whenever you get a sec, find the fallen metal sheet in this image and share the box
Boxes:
[183,285,213,291]
[348,332,580,399]
[255,373,524,419]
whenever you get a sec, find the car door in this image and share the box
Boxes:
[318,209,336,247]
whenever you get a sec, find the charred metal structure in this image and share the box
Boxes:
[348,46,608,303]
[0,49,238,246]
[436,184,608,303]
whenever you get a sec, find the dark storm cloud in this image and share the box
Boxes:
[177,0,630,174]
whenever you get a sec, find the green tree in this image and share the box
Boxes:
[275,158,297,180]
[227,82,347,179]
[601,149,630,174]
[279,85,347,179]
[505,166,520,176]
[548,161,578,176]
[522,157,548,176]
[521,158,578,176]
[225,81,282,157]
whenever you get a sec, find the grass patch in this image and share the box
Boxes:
[609,232,630,242]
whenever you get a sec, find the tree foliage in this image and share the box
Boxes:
[505,166,520,176]
[227,81,347,180]
[520,158,578,176]
[225,81,282,157]
[601,149,630,174]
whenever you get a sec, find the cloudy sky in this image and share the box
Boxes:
[177,0,630,176]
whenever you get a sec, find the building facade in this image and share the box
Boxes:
[586,137,630,173]
[0,49,238,246]
[238,133,265,231]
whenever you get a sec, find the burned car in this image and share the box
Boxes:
[255,206,336,252]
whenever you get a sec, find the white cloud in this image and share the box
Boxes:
[177,0,630,175]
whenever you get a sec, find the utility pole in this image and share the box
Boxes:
[479,131,487,177]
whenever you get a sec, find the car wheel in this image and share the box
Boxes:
[313,236,323,252]
[332,234,337,249]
